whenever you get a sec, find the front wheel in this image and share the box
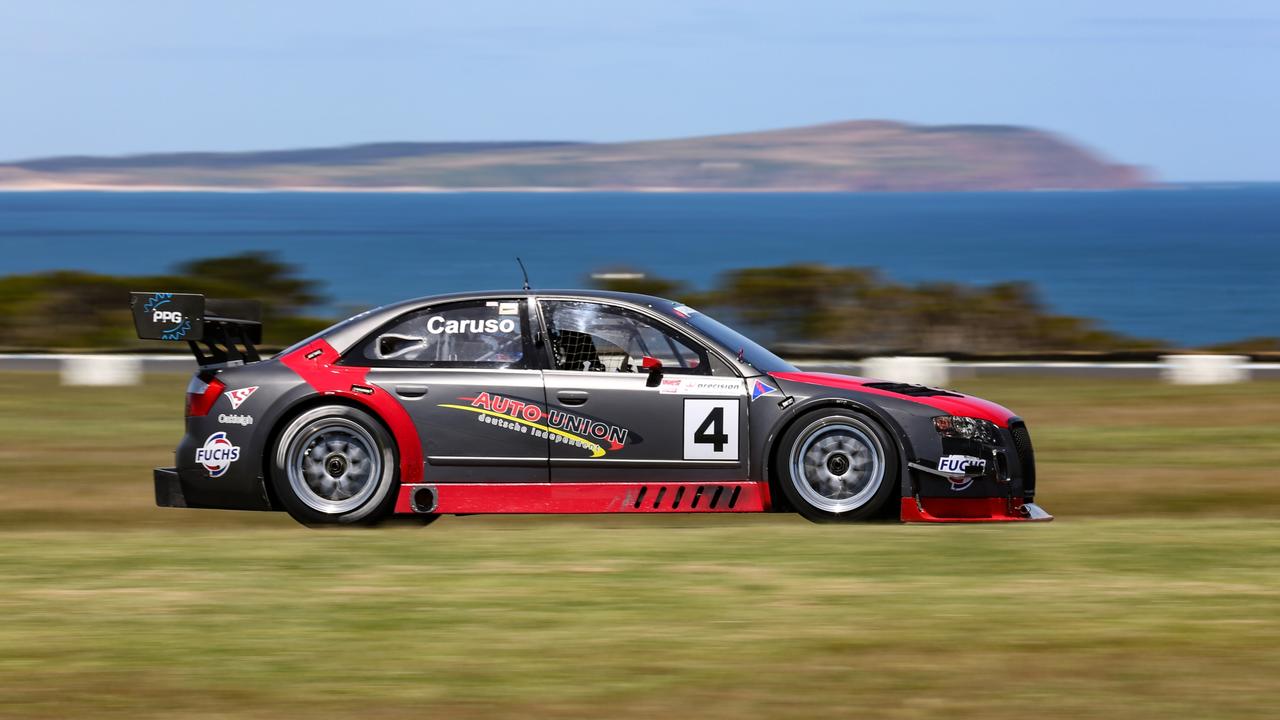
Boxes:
[776,409,899,523]
[270,405,400,526]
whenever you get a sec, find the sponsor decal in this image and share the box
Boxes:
[351,385,375,395]
[426,316,517,335]
[672,304,697,318]
[195,431,241,477]
[938,454,987,491]
[750,379,778,400]
[225,386,259,409]
[305,348,323,360]
[497,302,520,316]
[658,377,742,396]
[438,391,630,458]
[144,292,193,340]
[218,413,253,426]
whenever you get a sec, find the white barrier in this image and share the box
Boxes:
[60,356,143,386]
[860,356,950,386]
[1160,354,1250,385]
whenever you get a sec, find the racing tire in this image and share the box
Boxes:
[270,405,401,527]
[776,408,899,523]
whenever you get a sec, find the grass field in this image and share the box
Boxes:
[3,372,1277,526]
[2,372,1279,718]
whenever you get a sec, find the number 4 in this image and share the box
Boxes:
[694,407,729,452]
[683,399,740,460]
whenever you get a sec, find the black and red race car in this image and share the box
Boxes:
[132,289,1050,526]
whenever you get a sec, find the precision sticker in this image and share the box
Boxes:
[225,386,259,410]
[658,377,743,396]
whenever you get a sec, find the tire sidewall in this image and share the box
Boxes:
[776,408,900,523]
[271,405,399,526]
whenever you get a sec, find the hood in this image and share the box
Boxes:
[769,371,1016,427]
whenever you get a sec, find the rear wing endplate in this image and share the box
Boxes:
[130,291,263,367]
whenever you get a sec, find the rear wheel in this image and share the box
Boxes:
[777,409,899,523]
[271,405,400,526]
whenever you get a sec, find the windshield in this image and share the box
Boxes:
[656,302,796,374]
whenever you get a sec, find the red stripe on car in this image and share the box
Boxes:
[280,340,425,485]
[770,371,1015,427]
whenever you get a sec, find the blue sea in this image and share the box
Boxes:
[1,187,1277,345]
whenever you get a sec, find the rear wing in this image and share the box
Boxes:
[130,291,263,367]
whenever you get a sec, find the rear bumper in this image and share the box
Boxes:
[900,496,1053,523]
[154,467,187,508]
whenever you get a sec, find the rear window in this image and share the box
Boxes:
[346,299,530,369]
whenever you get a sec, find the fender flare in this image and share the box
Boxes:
[760,396,916,509]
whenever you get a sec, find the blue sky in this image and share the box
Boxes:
[1,0,1276,180]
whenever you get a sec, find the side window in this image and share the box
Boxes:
[539,300,708,374]
[350,299,529,369]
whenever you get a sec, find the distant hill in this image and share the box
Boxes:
[0,121,1147,191]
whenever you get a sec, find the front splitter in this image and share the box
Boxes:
[900,496,1053,523]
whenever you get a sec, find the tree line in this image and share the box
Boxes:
[589,265,1157,354]
[5,253,1266,353]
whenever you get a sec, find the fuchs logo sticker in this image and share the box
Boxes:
[225,386,258,409]
[195,432,241,477]
[938,455,986,491]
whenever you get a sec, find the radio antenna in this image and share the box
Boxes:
[516,257,531,291]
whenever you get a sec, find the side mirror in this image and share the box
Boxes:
[641,356,663,386]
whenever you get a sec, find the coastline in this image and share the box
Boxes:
[0,183,1178,194]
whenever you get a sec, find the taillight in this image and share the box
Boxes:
[186,376,226,417]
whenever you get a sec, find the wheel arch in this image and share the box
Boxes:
[259,393,402,511]
[762,397,914,513]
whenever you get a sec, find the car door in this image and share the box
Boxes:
[346,296,549,483]
[536,297,749,485]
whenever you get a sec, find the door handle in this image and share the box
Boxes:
[394,384,429,398]
[556,390,589,406]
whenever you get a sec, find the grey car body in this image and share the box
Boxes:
[147,289,1046,524]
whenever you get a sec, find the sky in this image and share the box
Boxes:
[0,0,1276,181]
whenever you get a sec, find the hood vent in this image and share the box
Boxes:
[863,381,962,398]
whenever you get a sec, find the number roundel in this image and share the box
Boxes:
[683,399,739,460]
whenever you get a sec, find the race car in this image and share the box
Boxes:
[131,289,1050,526]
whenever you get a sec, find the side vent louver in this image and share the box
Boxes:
[626,484,744,511]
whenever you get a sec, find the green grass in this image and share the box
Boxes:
[2,372,1279,717]
[1,520,1278,719]
[3,371,1278,526]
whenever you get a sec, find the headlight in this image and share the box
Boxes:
[933,415,1001,445]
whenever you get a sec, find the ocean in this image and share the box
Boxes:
[1,187,1277,345]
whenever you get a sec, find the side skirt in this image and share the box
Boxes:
[395,482,768,515]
